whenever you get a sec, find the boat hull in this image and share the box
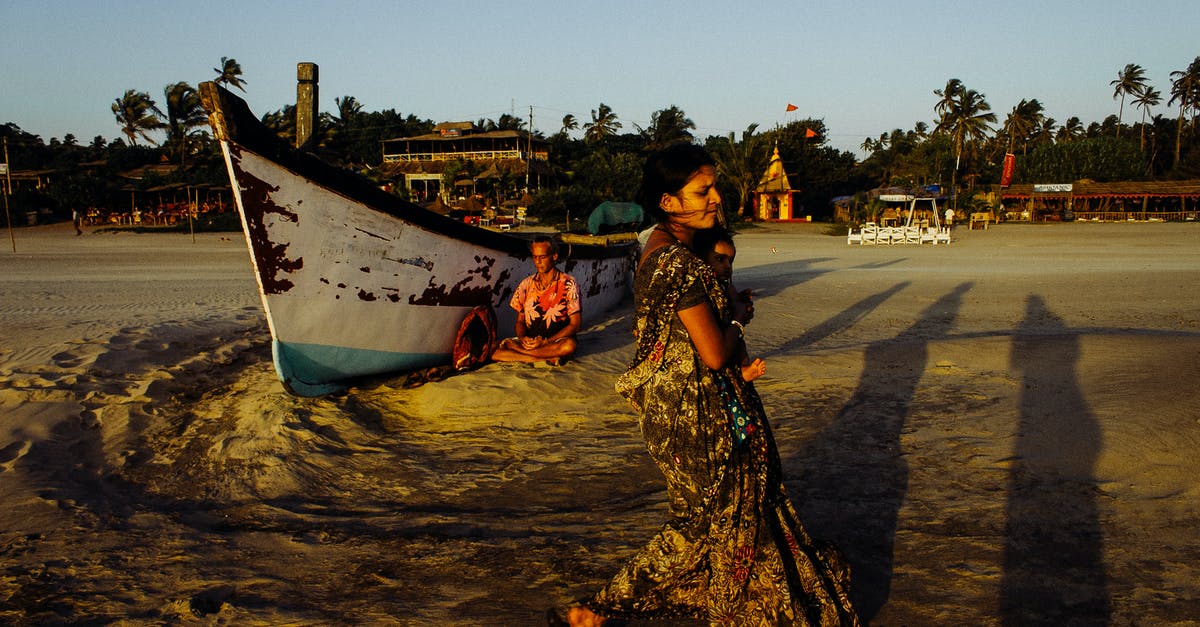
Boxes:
[203,83,634,395]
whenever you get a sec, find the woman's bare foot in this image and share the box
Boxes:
[567,605,605,626]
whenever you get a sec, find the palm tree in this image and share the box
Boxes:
[711,125,767,219]
[112,89,165,146]
[933,79,964,119]
[213,57,247,92]
[335,95,363,126]
[1001,98,1044,154]
[1056,117,1084,143]
[262,104,297,143]
[493,113,526,131]
[162,82,206,165]
[639,105,695,149]
[1168,57,1200,167]
[1132,86,1162,152]
[559,114,579,137]
[1034,117,1057,146]
[860,136,878,156]
[583,103,621,143]
[1110,63,1147,138]
[933,82,996,206]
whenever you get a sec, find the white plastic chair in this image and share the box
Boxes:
[861,223,879,245]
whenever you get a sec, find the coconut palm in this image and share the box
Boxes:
[583,103,621,143]
[493,113,526,131]
[262,105,296,143]
[1034,117,1057,146]
[162,82,206,165]
[711,124,767,219]
[1132,86,1162,152]
[213,57,247,92]
[860,136,878,155]
[1111,63,1147,138]
[1056,117,1084,143]
[112,89,165,146]
[933,78,964,119]
[1168,57,1200,167]
[1001,98,1044,154]
[335,95,363,127]
[933,82,996,206]
[639,105,695,149]
[559,114,579,137]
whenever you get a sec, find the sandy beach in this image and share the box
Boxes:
[2,221,1198,625]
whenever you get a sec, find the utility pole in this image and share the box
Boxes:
[526,105,532,191]
[3,137,14,252]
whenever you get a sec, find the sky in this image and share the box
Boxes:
[2,0,1197,157]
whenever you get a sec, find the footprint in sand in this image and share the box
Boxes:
[0,440,33,471]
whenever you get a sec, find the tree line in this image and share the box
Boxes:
[3,55,1199,228]
[857,58,1200,204]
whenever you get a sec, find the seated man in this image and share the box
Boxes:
[491,236,581,364]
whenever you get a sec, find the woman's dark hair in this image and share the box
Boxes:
[636,142,717,222]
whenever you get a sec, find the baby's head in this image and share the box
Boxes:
[693,226,736,282]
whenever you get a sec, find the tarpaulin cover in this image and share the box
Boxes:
[587,201,644,235]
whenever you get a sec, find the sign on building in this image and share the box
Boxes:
[1033,183,1073,193]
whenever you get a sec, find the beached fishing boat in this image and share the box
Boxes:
[198,82,635,396]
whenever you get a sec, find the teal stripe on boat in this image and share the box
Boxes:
[272,340,447,396]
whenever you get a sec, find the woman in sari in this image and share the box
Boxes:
[565,143,859,626]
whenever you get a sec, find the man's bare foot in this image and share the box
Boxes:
[567,606,605,626]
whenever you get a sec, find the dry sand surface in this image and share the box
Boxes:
[1,221,1198,625]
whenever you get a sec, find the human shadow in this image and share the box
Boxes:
[1001,295,1110,625]
[760,281,910,357]
[734,257,836,299]
[786,281,973,620]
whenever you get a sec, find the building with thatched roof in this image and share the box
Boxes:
[996,180,1200,221]
[379,122,550,201]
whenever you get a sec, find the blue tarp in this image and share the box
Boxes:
[587,201,644,235]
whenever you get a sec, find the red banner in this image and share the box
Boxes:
[1001,153,1016,187]
[785,103,798,112]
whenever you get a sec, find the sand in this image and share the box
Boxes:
[1,220,1198,625]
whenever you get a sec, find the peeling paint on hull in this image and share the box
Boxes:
[216,136,634,396]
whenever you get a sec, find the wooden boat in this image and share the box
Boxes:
[198,82,635,396]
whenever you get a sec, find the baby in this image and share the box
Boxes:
[692,227,766,382]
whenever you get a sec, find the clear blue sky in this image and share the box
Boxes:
[2,0,1197,156]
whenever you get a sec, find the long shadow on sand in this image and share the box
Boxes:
[785,281,973,620]
[735,257,836,299]
[760,282,910,358]
[1001,295,1110,625]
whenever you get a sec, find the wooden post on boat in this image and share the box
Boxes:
[296,62,319,152]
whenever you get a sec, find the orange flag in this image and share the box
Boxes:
[785,103,798,112]
[805,128,817,138]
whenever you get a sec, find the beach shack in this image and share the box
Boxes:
[752,145,807,222]
[998,180,1200,222]
[379,122,551,203]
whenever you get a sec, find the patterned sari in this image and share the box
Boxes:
[588,243,859,626]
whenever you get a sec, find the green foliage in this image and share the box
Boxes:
[1020,137,1143,182]
[761,120,871,218]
